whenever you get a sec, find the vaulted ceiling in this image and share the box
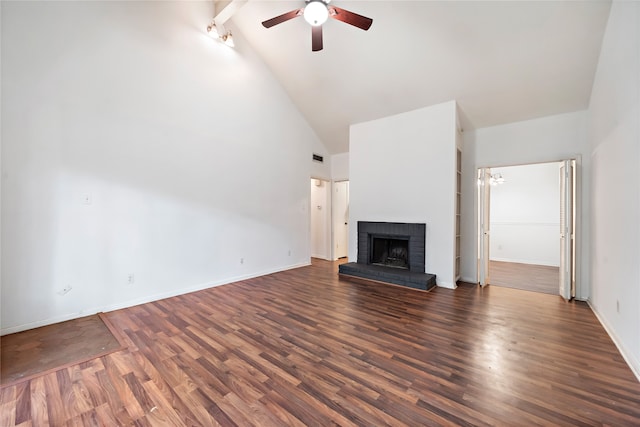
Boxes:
[228,1,611,154]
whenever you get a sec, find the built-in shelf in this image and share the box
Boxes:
[455,148,462,280]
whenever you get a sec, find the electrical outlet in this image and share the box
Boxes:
[127,273,135,285]
[616,300,619,313]
[240,258,244,265]
[82,194,92,205]
[288,250,291,256]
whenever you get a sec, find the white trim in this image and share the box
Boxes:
[476,156,576,170]
[1,261,310,336]
[588,301,640,382]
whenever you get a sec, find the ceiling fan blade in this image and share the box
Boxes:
[329,6,373,31]
[262,8,303,28]
[312,25,323,51]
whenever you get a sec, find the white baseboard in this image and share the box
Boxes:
[1,261,311,336]
[436,280,457,289]
[588,301,640,382]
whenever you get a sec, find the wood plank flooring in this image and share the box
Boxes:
[2,258,639,426]
[490,260,560,295]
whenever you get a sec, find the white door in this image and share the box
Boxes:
[310,179,329,259]
[559,160,576,300]
[333,181,349,259]
[477,168,491,286]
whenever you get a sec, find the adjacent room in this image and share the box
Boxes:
[487,162,562,295]
[1,0,639,425]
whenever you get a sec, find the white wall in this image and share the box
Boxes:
[349,101,458,288]
[490,163,560,266]
[310,179,331,259]
[1,1,326,334]
[462,111,590,298]
[331,152,349,182]
[587,0,640,378]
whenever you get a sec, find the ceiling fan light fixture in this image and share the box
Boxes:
[304,1,329,26]
[261,0,371,52]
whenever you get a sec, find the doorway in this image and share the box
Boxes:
[477,161,576,299]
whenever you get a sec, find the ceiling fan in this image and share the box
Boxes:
[261,0,373,52]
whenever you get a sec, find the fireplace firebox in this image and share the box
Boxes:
[370,237,409,269]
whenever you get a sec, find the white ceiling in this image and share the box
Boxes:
[229,1,611,154]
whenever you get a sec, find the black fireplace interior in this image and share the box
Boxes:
[370,237,409,269]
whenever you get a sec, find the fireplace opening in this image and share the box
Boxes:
[370,237,409,269]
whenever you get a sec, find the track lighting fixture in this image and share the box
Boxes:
[221,31,234,47]
[206,20,234,48]
[207,21,220,38]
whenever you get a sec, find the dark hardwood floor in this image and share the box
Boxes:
[1,258,639,426]
[489,260,560,295]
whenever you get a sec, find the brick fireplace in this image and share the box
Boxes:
[339,221,436,291]
[357,222,426,272]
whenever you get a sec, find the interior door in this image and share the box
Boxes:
[559,160,576,300]
[310,179,329,259]
[333,181,349,259]
[477,168,491,286]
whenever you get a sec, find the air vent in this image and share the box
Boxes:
[312,153,324,163]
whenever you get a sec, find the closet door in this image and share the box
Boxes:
[333,181,349,259]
